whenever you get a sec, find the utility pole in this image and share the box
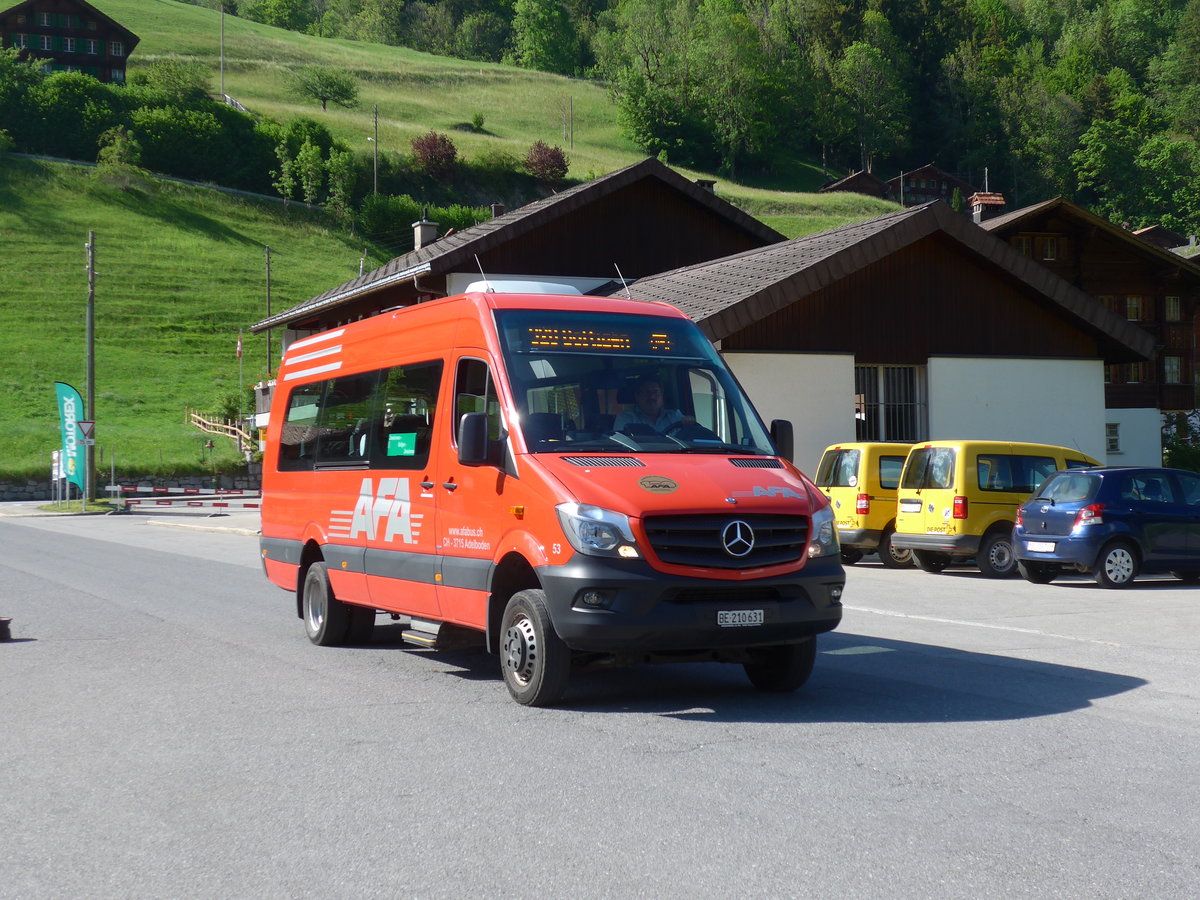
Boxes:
[264,246,273,376]
[373,104,379,194]
[85,231,96,503]
[219,2,225,97]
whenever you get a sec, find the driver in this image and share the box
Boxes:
[614,377,694,433]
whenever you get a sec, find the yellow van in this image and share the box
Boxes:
[892,440,1099,577]
[814,442,914,568]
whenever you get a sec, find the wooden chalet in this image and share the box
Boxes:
[818,170,890,200]
[0,0,138,83]
[1134,224,1189,251]
[252,158,784,340]
[886,164,977,208]
[624,201,1152,468]
[981,198,1200,414]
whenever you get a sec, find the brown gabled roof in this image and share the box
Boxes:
[624,201,1154,361]
[0,0,140,48]
[818,170,889,196]
[251,158,784,333]
[982,197,1200,276]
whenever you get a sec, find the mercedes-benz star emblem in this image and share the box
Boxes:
[722,520,755,557]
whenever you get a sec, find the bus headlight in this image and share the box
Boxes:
[808,504,840,558]
[556,503,639,558]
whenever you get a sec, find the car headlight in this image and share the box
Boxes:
[808,503,840,558]
[556,503,640,558]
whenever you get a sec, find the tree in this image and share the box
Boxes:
[509,0,578,74]
[524,140,569,182]
[94,126,146,190]
[833,42,910,171]
[126,56,210,102]
[287,65,359,111]
[410,130,457,177]
[295,138,325,203]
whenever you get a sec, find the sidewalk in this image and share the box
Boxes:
[0,501,261,536]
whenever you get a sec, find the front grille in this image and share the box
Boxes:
[729,458,783,468]
[562,456,645,467]
[643,514,808,569]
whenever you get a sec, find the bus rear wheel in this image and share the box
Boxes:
[303,562,352,646]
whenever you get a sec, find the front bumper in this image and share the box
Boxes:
[537,553,845,654]
[889,532,981,557]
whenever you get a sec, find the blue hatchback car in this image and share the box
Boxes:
[1013,466,1200,587]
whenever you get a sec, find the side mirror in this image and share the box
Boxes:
[457,412,491,465]
[770,419,794,463]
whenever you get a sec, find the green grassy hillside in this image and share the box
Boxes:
[0,156,381,480]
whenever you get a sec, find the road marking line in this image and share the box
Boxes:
[844,605,1122,647]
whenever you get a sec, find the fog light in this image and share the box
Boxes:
[829,585,843,603]
[576,590,614,610]
[618,545,639,559]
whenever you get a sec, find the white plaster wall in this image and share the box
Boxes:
[722,352,856,476]
[1104,407,1163,466]
[927,357,1106,461]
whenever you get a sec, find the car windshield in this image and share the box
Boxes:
[495,308,776,455]
[1033,471,1099,503]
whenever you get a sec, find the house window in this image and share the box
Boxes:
[87,39,98,54]
[111,68,125,83]
[12,33,27,48]
[64,37,75,52]
[1125,362,1145,383]
[15,13,25,23]
[1166,295,1181,321]
[855,365,928,442]
[1014,236,1031,256]
[110,41,124,57]
[40,35,52,51]
[1041,237,1058,260]
[88,20,97,30]
[1106,423,1121,453]
[1126,295,1142,321]
[38,12,50,26]
[1165,356,1182,384]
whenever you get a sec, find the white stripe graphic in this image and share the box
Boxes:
[283,361,343,381]
[287,329,346,352]
[285,345,342,366]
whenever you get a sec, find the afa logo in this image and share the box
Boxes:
[329,477,424,543]
[732,485,806,500]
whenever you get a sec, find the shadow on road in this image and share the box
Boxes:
[360,623,1145,723]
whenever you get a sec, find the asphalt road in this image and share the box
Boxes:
[3,511,1199,898]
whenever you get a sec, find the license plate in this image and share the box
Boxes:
[1026,540,1056,553]
[717,609,764,627]
[900,499,921,513]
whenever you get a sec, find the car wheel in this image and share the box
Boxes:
[1171,571,1200,584]
[1094,541,1139,588]
[744,638,817,692]
[1018,560,1058,584]
[500,589,570,706]
[977,529,1018,578]
[302,561,351,646]
[878,525,914,569]
[840,549,864,565]
[912,550,951,573]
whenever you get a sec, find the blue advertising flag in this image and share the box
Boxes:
[54,382,86,494]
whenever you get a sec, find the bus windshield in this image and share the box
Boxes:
[495,308,776,455]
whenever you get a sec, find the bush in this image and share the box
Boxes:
[524,140,569,182]
[411,130,457,178]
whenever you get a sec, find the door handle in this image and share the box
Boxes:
[420,480,434,490]
[442,481,458,492]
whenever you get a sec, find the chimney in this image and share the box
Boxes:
[490,202,506,218]
[968,191,1006,223]
[412,208,438,250]
[695,178,717,193]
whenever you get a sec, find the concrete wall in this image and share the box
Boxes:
[722,351,856,475]
[928,357,1106,461]
[1104,407,1163,466]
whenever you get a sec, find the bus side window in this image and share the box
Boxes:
[372,360,443,469]
[278,382,323,471]
[455,358,503,442]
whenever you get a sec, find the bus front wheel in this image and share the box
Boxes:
[500,589,570,706]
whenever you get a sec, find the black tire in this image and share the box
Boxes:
[840,548,864,565]
[878,525,914,569]
[1094,541,1139,588]
[1018,560,1058,584]
[912,549,951,573]
[500,589,570,706]
[1171,571,1200,584]
[744,638,817,692]
[302,561,351,646]
[977,528,1018,578]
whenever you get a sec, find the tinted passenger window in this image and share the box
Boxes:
[878,455,905,490]
[278,382,324,471]
[372,361,443,470]
[976,454,1056,493]
[313,371,382,466]
[1174,471,1200,506]
[1038,472,1098,502]
[1120,473,1176,504]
